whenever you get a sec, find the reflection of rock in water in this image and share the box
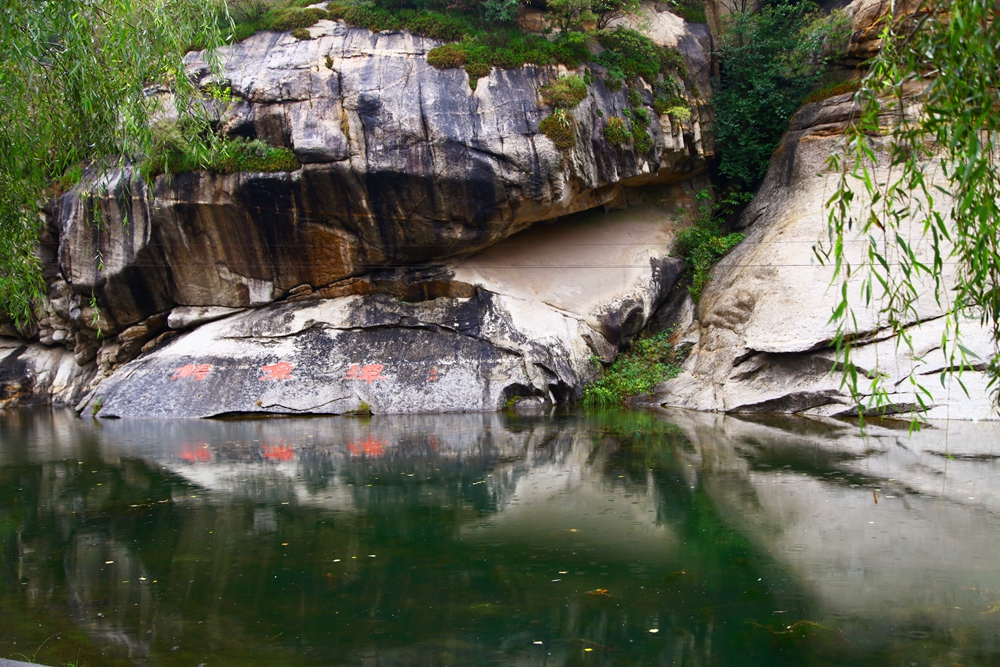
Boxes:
[662,408,1000,646]
[7,407,1000,665]
[65,532,154,657]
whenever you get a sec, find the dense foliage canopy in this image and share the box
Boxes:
[714,1,849,184]
[824,0,1000,415]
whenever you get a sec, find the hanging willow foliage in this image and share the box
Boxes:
[820,0,1000,420]
[0,0,227,325]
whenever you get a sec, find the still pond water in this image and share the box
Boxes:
[1,408,1000,666]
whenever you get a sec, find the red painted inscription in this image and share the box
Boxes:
[172,363,212,381]
[345,363,386,384]
[260,361,294,381]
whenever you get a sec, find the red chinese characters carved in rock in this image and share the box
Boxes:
[172,363,212,381]
[260,361,294,381]
[428,368,438,382]
[345,363,386,385]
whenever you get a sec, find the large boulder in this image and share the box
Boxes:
[85,199,693,418]
[654,92,998,421]
[50,15,710,336]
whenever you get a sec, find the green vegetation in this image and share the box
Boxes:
[0,0,226,324]
[674,189,750,301]
[596,27,686,90]
[713,2,851,183]
[665,105,692,121]
[582,330,684,405]
[822,0,1000,414]
[426,30,591,75]
[146,122,300,175]
[291,26,312,39]
[663,0,706,24]
[604,116,631,145]
[630,106,652,153]
[654,92,687,115]
[540,75,588,108]
[539,110,577,150]
[464,62,491,89]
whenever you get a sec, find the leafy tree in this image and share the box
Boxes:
[822,0,1000,416]
[481,0,522,24]
[592,0,640,29]
[713,1,842,183]
[0,0,226,325]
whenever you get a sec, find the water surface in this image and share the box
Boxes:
[2,408,999,666]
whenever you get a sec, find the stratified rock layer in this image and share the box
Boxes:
[87,202,689,417]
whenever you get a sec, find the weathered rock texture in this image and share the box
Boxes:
[52,12,710,334]
[1,7,711,415]
[86,201,692,417]
[654,93,998,421]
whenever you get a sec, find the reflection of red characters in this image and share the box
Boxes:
[260,361,294,381]
[262,445,295,461]
[172,363,212,381]
[180,448,211,462]
[346,437,386,457]
[345,363,385,384]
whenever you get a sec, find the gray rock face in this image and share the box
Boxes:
[0,339,96,409]
[654,93,999,421]
[12,9,711,413]
[51,14,710,336]
[86,201,690,418]
[167,306,246,330]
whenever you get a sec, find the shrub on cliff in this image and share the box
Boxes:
[146,123,300,175]
[673,189,749,301]
[596,27,686,89]
[261,6,329,31]
[603,117,630,145]
[540,75,587,108]
[539,110,577,150]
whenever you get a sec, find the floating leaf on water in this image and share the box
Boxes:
[587,588,613,597]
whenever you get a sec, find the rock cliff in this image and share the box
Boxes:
[654,91,998,421]
[0,6,712,415]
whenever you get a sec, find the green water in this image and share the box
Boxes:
[2,408,1000,666]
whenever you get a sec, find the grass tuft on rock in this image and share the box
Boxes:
[582,330,683,406]
[539,109,577,150]
[603,116,630,145]
[146,123,300,175]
